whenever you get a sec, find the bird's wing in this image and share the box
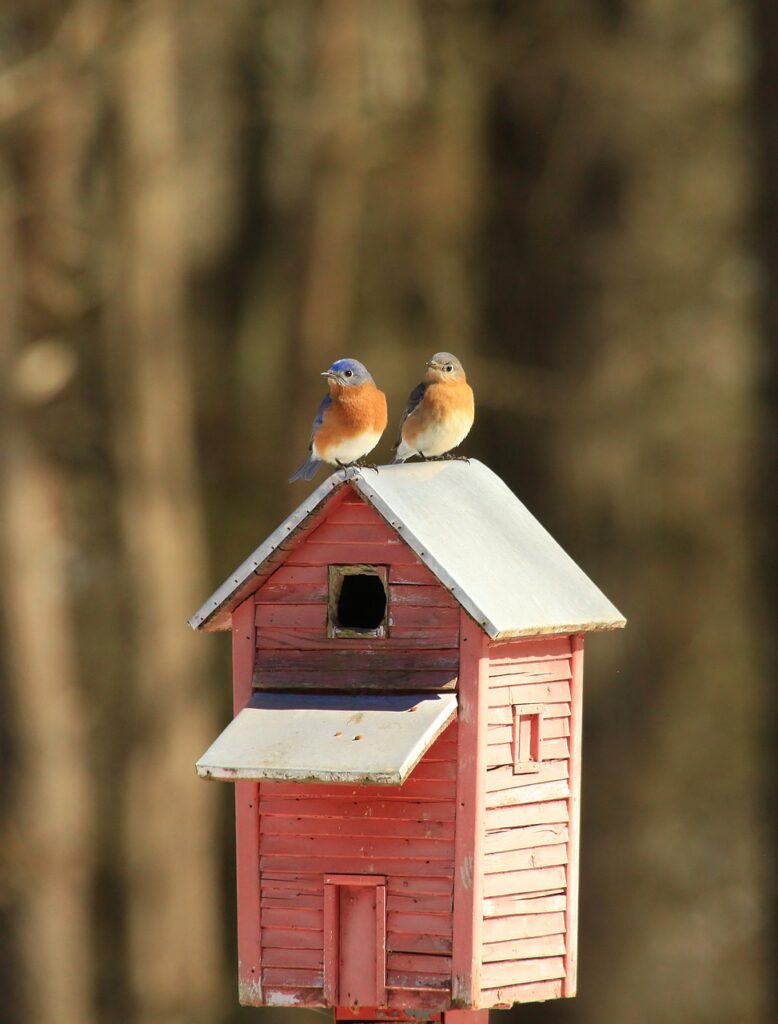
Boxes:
[393,381,427,447]
[308,394,332,451]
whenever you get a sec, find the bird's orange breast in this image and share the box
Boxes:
[317,382,388,448]
[404,378,474,442]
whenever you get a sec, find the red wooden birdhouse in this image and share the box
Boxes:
[191,461,624,1022]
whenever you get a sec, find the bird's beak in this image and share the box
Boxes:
[426,360,439,370]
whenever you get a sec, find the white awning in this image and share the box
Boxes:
[196,691,457,786]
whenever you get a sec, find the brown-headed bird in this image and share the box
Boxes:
[392,352,474,463]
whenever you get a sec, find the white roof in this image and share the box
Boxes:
[189,460,625,639]
[196,691,457,786]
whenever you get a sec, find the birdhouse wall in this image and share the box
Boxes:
[477,633,583,1008]
[255,722,458,1011]
[252,488,460,692]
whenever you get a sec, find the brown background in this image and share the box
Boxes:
[0,3,773,1023]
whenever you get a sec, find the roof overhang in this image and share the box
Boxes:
[189,470,353,632]
[196,691,458,786]
[189,461,626,639]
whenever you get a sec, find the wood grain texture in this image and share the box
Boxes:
[260,796,457,820]
[481,978,564,1007]
[483,866,567,899]
[252,509,461,690]
[263,814,456,840]
[474,635,577,1008]
[485,779,570,809]
[253,669,458,691]
[563,634,584,997]
[255,626,459,650]
[265,781,456,802]
[386,988,450,1011]
[485,761,569,794]
[485,800,569,830]
[488,636,572,662]
[483,844,568,875]
[482,911,566,942]
[255,648,458,671]
[483,894,567,919]
[483,823,568,855]
[480,956,566,989]
[488,658,572,679]
[489,703,571,724]
[482,934,566,962]
[259,721,457,1005]
[232,597,262,1002]
[451,612,489,1007]
[387,932,453,955]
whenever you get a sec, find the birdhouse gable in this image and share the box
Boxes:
[252,490,460,693]
[190,461,625,640]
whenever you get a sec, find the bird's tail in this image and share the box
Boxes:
[391,440,411,465]
[288,457,321,483]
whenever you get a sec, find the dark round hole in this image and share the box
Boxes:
[336,574,386,630]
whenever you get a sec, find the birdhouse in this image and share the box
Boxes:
[190,461,624,1022]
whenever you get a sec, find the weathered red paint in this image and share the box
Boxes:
[232,596,262,1004]
[477,632,576,1008]
[562,633,584,996]
[213,486,597,1016]
[450,612,489,1007]
[259,720,458,1006]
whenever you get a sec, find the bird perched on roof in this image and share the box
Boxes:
[289,358,388,482]
[392,352,474,463]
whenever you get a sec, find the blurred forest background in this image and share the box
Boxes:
[0,2,774,1023]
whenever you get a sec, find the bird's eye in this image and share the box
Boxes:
[445,364,453,373]
[344,369,353,378]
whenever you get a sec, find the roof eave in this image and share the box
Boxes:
[188,469,357,631]
[489,616,627,641]
[350,473,626,642]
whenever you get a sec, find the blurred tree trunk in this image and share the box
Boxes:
[753,4,778,1002]
[484,4,768,1023]
[0,128,95,1024]
[107,5,222,1022]
[0,4,224,1023]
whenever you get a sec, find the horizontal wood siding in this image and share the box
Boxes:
[480,635,574,1008]
[253,491,459,691]
[259,725,457,1008]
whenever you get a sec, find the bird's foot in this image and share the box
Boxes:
[339,458,380,473]
[439,452,470,463]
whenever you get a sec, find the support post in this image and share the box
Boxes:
[563,633,585,997]
[451,611,490,1007]
[232,596,262,1004]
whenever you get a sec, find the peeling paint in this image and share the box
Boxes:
[449,989,469,1010]
[459,854,473,890]
[263,990,301,1006]
[238,978,264,1005]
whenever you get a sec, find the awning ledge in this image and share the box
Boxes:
[196,691,457,787]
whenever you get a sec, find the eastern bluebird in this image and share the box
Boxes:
[289,358,388,482]
[392,352,474,463]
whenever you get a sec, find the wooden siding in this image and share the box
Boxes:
[232,598,262,1005]
[253,492,459,691]
[450,612,490,1007]
[479,635,575,1009]
[258,724,457,1009]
